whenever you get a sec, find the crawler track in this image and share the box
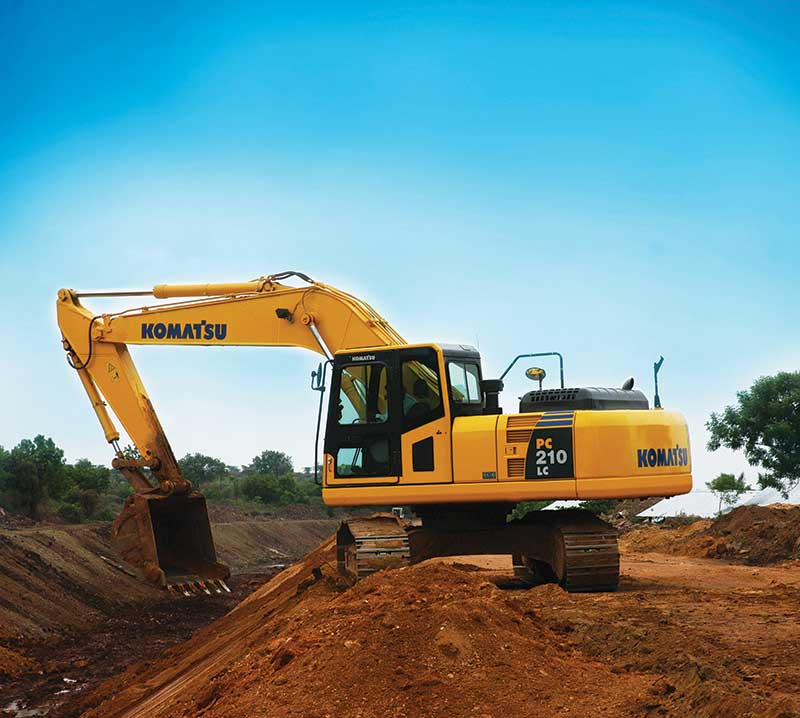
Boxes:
[336,516,411,580]
[558,519,620,592]
[338,509,619,592]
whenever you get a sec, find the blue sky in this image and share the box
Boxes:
[0,1,798,486]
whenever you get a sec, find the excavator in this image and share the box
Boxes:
[56,271,692,595]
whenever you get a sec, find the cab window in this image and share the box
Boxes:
[337,363,388,425]
[401,349,443,431]
[448,361,482,405]
[336,439,390,477]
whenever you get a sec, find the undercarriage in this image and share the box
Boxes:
[336,506,620,592]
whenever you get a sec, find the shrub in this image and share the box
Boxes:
[577,499,616,515]
[57,502,84,523]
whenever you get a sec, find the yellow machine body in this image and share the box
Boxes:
[322,408,691,505]
[56,272,691,592]
[320,343,691,505]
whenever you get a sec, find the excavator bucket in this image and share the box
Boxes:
[112,492,231,594]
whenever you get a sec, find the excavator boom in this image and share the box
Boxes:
[57,272,404,591]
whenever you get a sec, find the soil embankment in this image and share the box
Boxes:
[621,505,800,565]
[0,518,336,716]
[0,519,336,643]
[75,540,800,718]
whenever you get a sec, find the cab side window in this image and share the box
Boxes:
[336,439,390,477]
[448,361,482,405]
[401,349,444,431]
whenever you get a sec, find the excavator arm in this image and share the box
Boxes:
[56,272,403,591]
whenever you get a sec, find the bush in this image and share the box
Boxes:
[240,474,301,505]
[577,499,616,515]
[202,477,238,503]
[57,502,84,523]
[77,489,100,518]
[509,501,553,521]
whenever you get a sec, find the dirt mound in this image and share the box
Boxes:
[0,509,37,529]
[78,546,651,718]
[206,504,266,523]
[622,505,800,565]
[76,545,800,718]
[703,505,800,563]
[207,503,333,523]
[620,519,713,554]
[0,519,338,718]
[0,523,158,642]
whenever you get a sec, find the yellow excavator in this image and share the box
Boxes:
[57,271,691,595]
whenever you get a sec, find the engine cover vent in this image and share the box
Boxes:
[507,458,526,478]
[505,414,539,443]
[520,387,649,414]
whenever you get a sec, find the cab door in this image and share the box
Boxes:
[397,346,453,485]
[324,351,401,486]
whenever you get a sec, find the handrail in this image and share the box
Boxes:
[499,351,565,388]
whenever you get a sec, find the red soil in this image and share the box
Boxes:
[622,505,800,565]
[76,534,800,718]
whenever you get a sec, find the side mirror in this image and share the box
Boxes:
[311,362,326,392]
[525,366,546,390]
[621,377,635,390]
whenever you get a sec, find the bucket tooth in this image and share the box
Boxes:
[173,582,191,597]
[220,580,231,593]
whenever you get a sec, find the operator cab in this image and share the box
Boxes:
[321,344,650,485]
[324,344,484,483]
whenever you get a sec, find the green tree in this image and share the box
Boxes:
[246,450,293,478]
[119,444,143,460]
[240,474,300,505]
[77,489,100,518]
[0,446,10,492]
[707,372,800,496]
[6,436,67,518]
[178,453,229,486]
[65,459,111,493]
[706,472,751,514]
